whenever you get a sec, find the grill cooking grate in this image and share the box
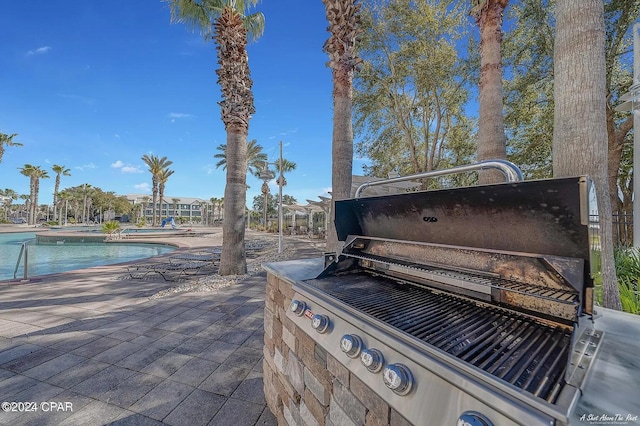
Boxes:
[305,274,571,403]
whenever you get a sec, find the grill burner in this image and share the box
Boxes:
[305,274,571,402]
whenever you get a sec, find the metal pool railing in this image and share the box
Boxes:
[13,242,29,280]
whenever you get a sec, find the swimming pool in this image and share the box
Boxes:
[0,232,175,281]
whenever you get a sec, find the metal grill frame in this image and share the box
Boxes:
[304,274,571,403]
[289,278,582,426]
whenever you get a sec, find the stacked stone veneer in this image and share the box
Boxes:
[263,272,413,426]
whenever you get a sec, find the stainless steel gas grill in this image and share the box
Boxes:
[285,169,603,426]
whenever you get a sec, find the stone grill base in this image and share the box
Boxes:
[263,272,413,426]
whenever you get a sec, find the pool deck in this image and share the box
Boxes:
[0,227,324,425]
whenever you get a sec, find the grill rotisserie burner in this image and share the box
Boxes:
[305,275,571,403]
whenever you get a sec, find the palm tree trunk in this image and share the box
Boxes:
[476,0,508,184]
[328,89,354,253]
[30,177,37,225]
[323,0,361,253]
[553,0,621,310]
[220,131,248,275]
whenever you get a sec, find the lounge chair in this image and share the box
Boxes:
[170,253,220,263]
[126,261,210,281]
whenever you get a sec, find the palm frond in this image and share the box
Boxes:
[165,0,264,41]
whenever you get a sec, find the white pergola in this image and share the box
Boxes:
[294,174,421,238]
[283,203,324,234]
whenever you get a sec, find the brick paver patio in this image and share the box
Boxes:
[0,235,322,425]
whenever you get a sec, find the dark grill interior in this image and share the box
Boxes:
[350,252,579,304]
[305,274,571,403]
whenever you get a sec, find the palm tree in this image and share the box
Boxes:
[0,188,17,220]
[158,168,175,224]
[167,0,264,275]
[210,197,220,222]
[56,190,72,225]
[216,197,224,221]
[322,0,362,253]
[471,0,509,184]
[141,154,173,226]
[51,164,71,221]
[18,164,49,225]
[141,196,151,224]
[0,132,23,165]
[19,194,29,222]
[214,139,268,177]
[275,158,297,187]
[553,0,620,310]
[172,197,181,217]
[77,184,93,223]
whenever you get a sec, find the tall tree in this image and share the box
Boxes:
[76,183,94,223]
[19,194,29,222]
[18,164,49,225]
[354,0,474,182]
[471,0,509,183]
[56,190,73,225]
[51,164,71,222]
[141,154,173,226]
[323,0,362,253]
[172,197,181,217]
[158,168,175,223]
[275,158,297,187]
[553,0,621,309]
[214,139,268,177]
[0,132,22,165]
[603,0,640,220]
[0,188,18,220]
[167,0,264,275]
[503,0,640,217]
[502,0,555,178]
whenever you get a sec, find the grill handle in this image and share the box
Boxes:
[354,159,524,198]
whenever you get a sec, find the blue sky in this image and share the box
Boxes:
[0,0,350,207]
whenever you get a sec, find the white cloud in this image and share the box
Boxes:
[168,112,194,123]
[27,46,51,56]
[75,162,97,171]
[112,160,142,173]
[134,183,151,192]
[121,166,143,174]
[114,134,120,140]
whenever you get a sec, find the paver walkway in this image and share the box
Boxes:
[0,236,322,425]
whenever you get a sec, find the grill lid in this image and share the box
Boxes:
[326,176,600,321]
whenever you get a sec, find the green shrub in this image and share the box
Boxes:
[619,277,640,315]
[102,220,121,235]
[614,247,640,315]
[615,247,640,281]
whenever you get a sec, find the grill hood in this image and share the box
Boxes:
[326,176,601,323]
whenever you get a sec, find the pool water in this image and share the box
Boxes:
[0,232,175,280]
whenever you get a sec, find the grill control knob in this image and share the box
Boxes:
[340,334,363,358]
[457,412,494,426]
[311,314,330,334]
[290,299,307,316]
[383,363,413,395]
[360,348,384,373]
